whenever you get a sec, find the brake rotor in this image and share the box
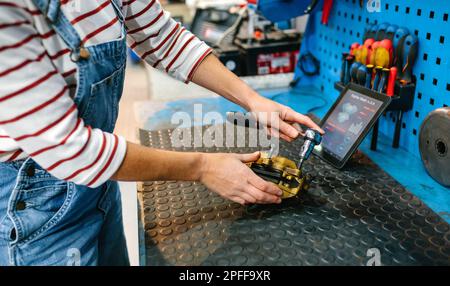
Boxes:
[419,107,450,187]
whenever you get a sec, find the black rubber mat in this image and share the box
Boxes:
[139,126,450,266]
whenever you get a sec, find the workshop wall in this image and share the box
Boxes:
[296,0,450,156]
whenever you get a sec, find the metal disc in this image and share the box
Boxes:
[419,107,450,187]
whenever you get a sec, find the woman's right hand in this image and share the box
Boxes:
[199,151,283,205]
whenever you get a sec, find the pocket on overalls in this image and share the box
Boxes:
[83,64,126,133]
[14,181,73,244]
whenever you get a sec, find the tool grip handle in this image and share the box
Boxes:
[387,67,397,96]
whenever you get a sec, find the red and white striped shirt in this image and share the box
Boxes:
[0,0,212,187]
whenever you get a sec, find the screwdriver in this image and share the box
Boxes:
[340,52,349,83]
[365,64,374,89]
[350,62,362,83]
[372,66,383,91]
[377,68,390,93]
[356,65,367,86]
[344,55,355,84]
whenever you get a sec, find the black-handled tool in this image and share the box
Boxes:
[340,52,349,83]
[365,64,374,89]
[372,66,383,91]
[356,65,367,86]
[377,68,390,93]
[399,34,418,84]
[344,55,355,85]
[375,22,389,40]
[350,62,362,83]
[385,24,398,41]
[392,27,409,78]
[297,129,322,169]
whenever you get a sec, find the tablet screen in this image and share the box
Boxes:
[321,89,384,160]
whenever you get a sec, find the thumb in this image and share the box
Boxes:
[237,151,261,163]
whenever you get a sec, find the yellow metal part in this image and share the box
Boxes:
[247,153,309,199]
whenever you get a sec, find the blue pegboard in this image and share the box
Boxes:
[295,0,450,157]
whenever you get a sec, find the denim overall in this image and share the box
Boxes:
[0,0,129,265]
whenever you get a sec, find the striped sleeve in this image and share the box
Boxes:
[124,0,212,83]
[0,5,126,188]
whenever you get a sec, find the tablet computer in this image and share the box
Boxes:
[313,83,392,169]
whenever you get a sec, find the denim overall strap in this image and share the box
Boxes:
[31,0,81,51]
[0,1,129,265]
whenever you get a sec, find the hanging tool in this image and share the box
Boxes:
[297,129,322,169]
[361,38,375,64]
[377,68,390,93]
[375,22,389,40]
[385,24,399,40]
[399,34,418,84]
[364,24,378,40]
[340,52,349,83]
[374,39,393,68]
[372,66,383,91]
[344,55,355,85]
[350,62,362,83]
[356,65,367,86]
[368,41,380,65]
[392,27,410,76]
[386,67,397,96]
[365,64,374,89]
[350,42,360,55]
[321,0,334,25]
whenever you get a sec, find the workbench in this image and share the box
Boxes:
[138,121,450,266]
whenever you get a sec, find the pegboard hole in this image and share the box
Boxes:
[395,5,399,12]
[423,53,428,61]
[439,36,445,44]
[415,111,419,118]
[433,78,438,86]
[420,73,425,80]
[418,92,422,99]
[436,58,441,65]
[414,30,418,36]
[435,140,447,157]
[385,3,389,10]
[405,7,410,14]
[426,33,431,40]
[444,13,449,21]
[413,129,417,136]
[446,84,450,91]
[430,98,435,105]
[429,11,435,19]
[417,9,422,16]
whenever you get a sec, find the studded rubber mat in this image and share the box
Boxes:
[139,126,450,266]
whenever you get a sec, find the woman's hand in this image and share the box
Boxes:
[199,151,282,205]
[248,96,324,142]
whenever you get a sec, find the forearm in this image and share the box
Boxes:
[191,54,259,111]
[112,142,204,182]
